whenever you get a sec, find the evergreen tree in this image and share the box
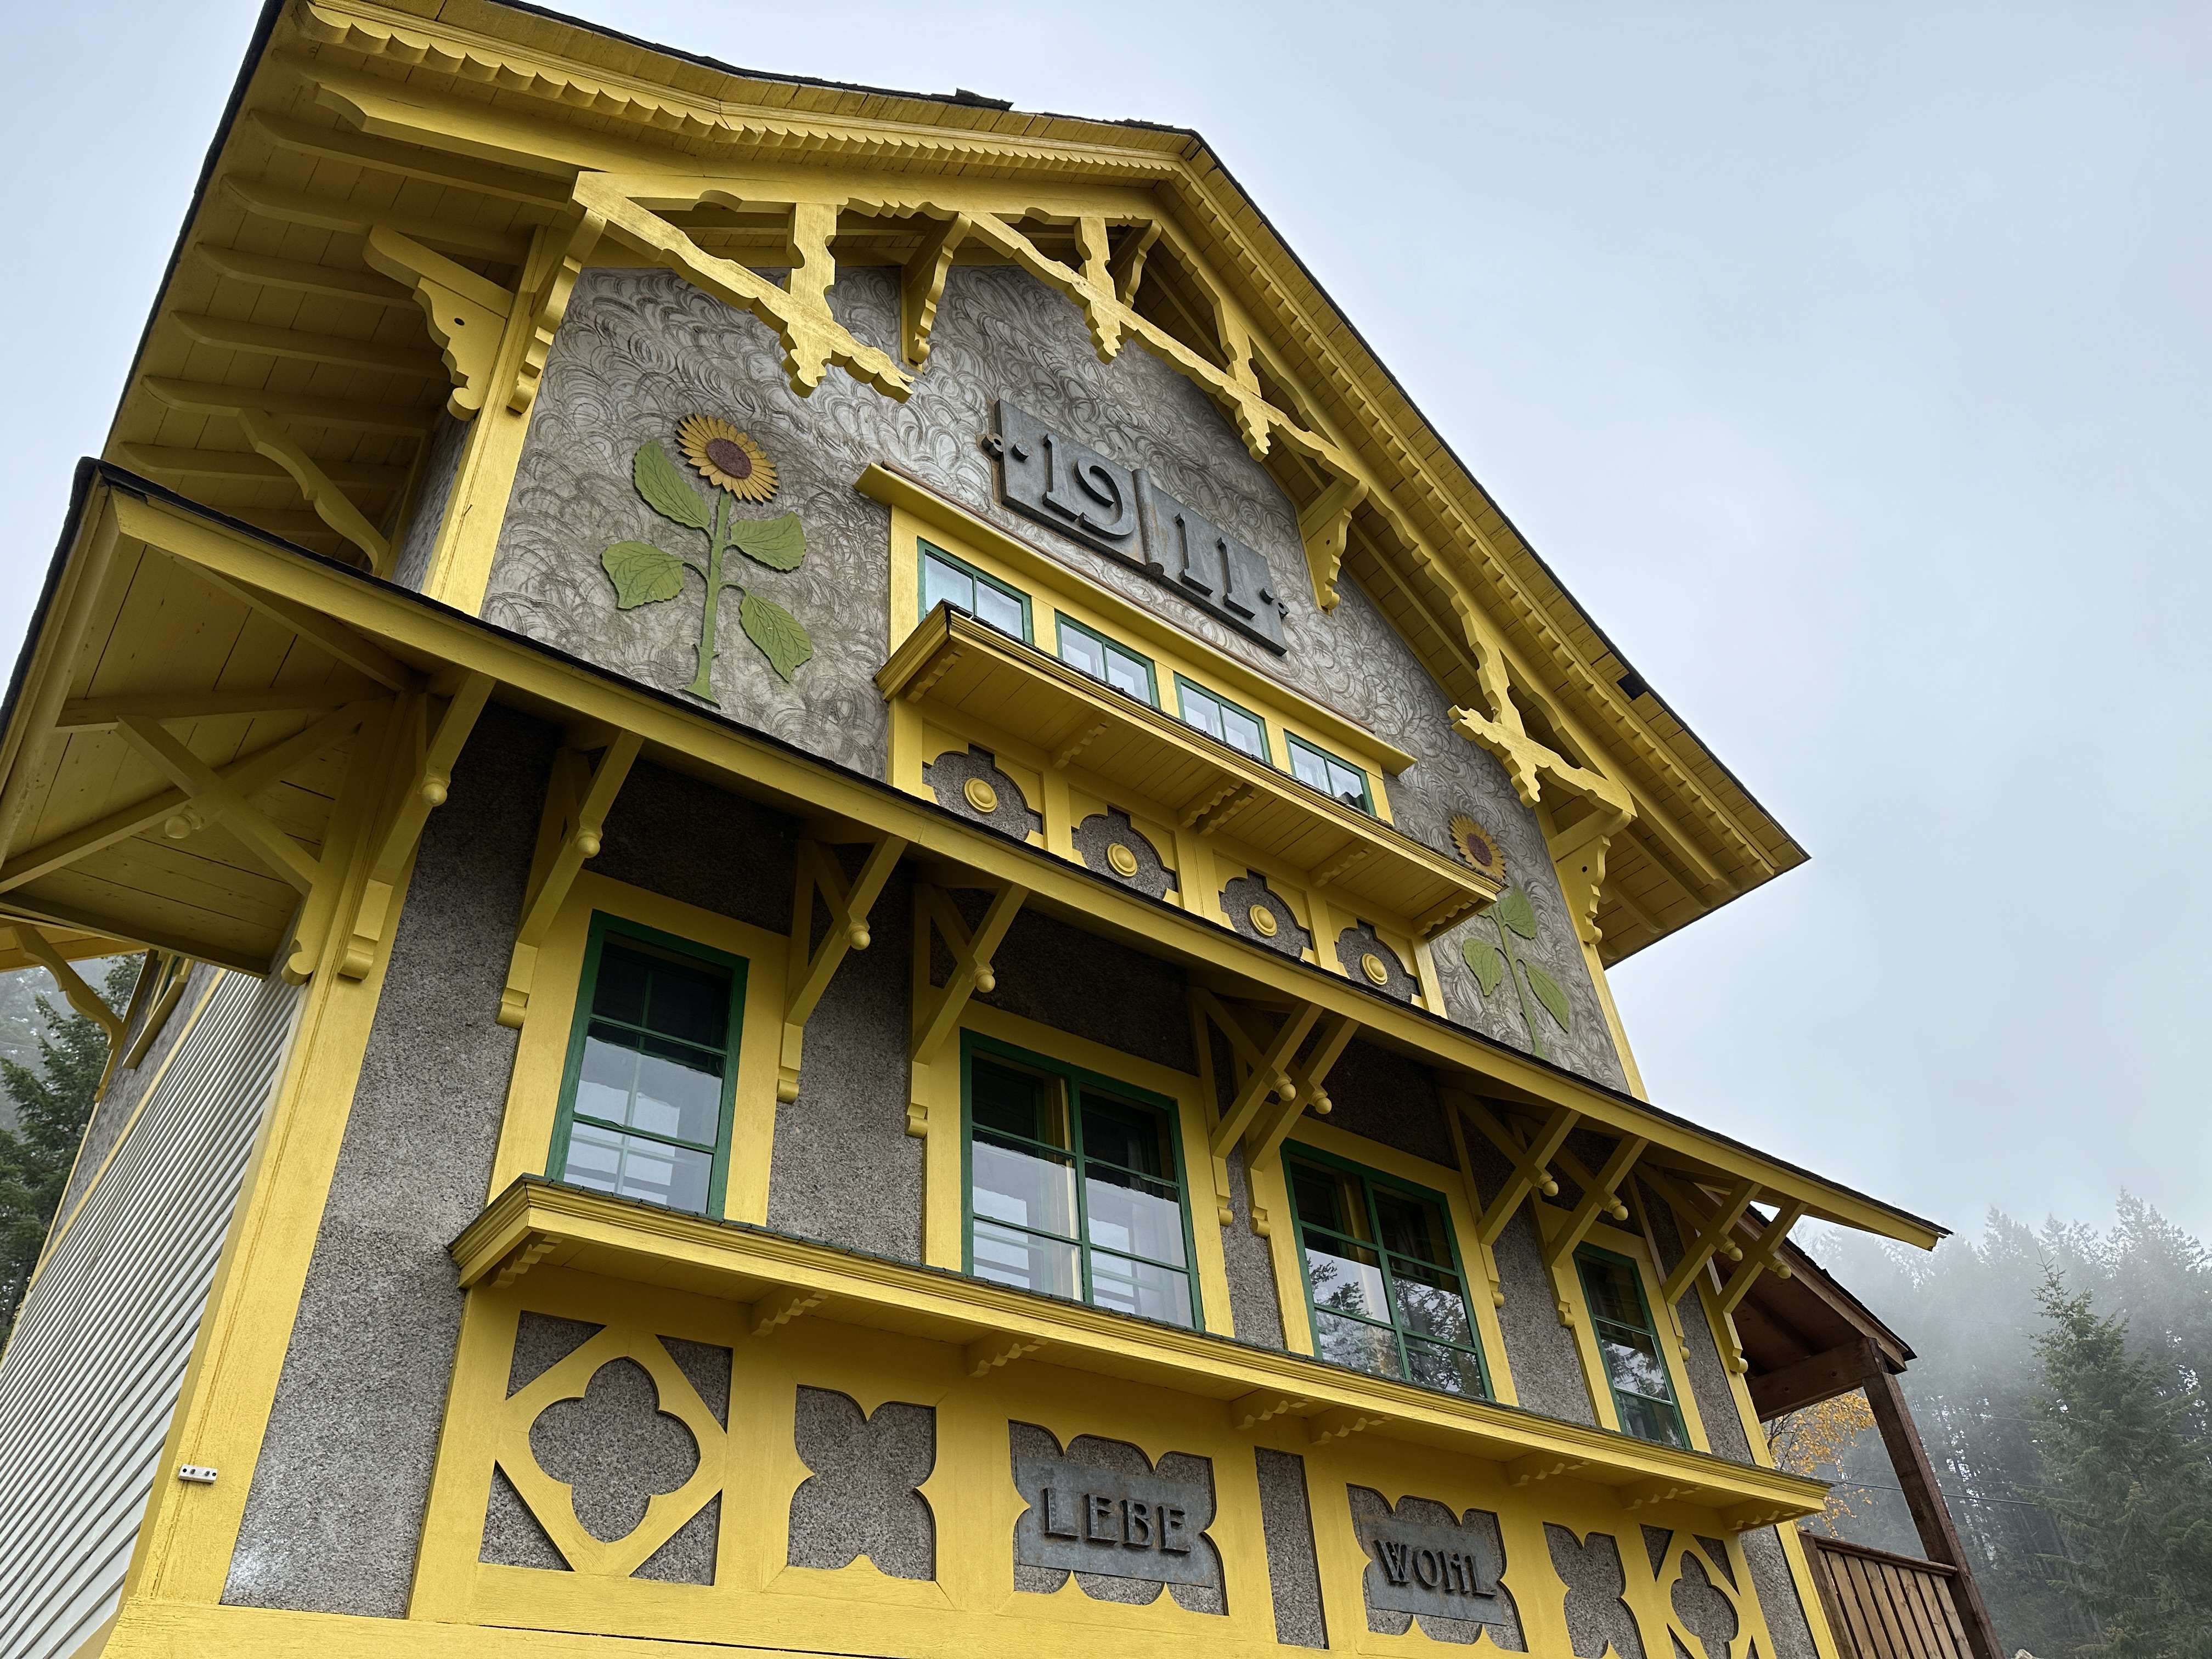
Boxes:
[2034,1273,2212,1658]
[0,958,138,1338]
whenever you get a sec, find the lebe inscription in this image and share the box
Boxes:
[1355,1511,1503,1621]
[989,400,1289,654]
[1012,1453,1214,1585]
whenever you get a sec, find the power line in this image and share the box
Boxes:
[1826,1479,2047,1511]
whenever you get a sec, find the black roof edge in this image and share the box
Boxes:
[6,460,1938,1246]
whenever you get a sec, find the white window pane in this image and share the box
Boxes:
[972,1139,1077,1237]
[972,1220,1080,1300]
[923,554,973,616]
[1104,648,1151,703]
[1088,1251,1192,1327]
[1223,706,1267,760]
[1291,745,1331,793]
[1327,759,1367,806]
[1181,686,1224,741]
[1059,629,1105,678]
[974,582,1024,636]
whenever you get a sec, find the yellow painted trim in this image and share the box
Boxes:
[90,491,1943,1251]
[875,480,1412,780]
[483,870,789,1223]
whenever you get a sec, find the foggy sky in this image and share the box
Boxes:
[5,3,2204,1250]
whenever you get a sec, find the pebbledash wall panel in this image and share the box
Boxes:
[0,968,302,1659]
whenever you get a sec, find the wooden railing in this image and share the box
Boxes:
[1804,1532,1974,1659]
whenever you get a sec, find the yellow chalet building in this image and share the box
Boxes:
[0,6,2001,1659]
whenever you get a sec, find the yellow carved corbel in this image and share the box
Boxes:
[1296,475,1367,612]
[232,408,390,573]
[779,833,906,1102]
[1108,222,1161,306]
[13,927,125,1047]
[900,212,970,368]
[497,731,642,1028]
[362,227,515,420]
[510,209,606,414]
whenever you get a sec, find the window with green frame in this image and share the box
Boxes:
[921,540,1031,640]
[1285,1146,1489,1396]
[1054,614,1158,705]
[1575,1244,1689,1447]
[1173,674,1269,763]
[962,1034,1197,1327]
[1286,734,1373,814]
[549,914,747,1218]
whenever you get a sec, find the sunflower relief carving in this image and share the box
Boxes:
[601,415,815,698]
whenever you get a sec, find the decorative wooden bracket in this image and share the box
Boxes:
[1305,1407,1387,1443]
[1453,1096,1579,1309]
[749,1285,827,1336]
[1506,1452,1589,1487]
[1228,1388,1311,1431]
[966,1333,1046,1377]
[1548,807,1632,954]
[511,211,606,414]
[1296,475,1367,613]
[1109,222,1161,306]
[1704,1197,1808,1373]
[117,714,326,894]
[576,175,911,400]
[906,879,1027,1136]
[900,212,971,368]
[1656,1173,1761,1311]
[1194,990,1319,1233]
[13,927,125,1045]
[780,833,907,1102]
[363,227,515,420]
[496,731,642,1028]
[1248,1012,1357,1170]
[1449,699,1635,825]
[1539,1135,1649,1327]
[339,674,495,980]
[490,1234,562,1289]
[1618,1475,1714,1513]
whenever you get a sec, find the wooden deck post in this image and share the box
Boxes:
[1863,1365,2006,1659]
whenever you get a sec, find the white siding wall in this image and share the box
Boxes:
[0,970,302,1659]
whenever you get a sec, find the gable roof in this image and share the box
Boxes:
[94,0,1804,963]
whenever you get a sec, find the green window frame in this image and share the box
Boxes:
[1285,1143,1491,1397]
[961,1032,1199,1328]
[1172,674,1271,764]
[921,539,1032,641]
[549,912,748,1219]
[1054,613,1159,706]
[1286,733,1373,814]
[1575,1243,1689,1448]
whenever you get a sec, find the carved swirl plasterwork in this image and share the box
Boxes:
[486,263,1623,1088]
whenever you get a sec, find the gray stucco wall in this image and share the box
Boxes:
[1465,1120,1599,1427]
[390,411,469,592]
[1634,1176,1756,1463]
[1254,1447,1328,1648]
[484,261,1627,1092]
[224,703,557,1616]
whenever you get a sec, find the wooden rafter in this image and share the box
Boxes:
[115,715,324,893]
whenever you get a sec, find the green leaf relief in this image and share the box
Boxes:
[729,512,807,571]
[1496,885,1539,940]
[601,541,687,610]
[1524,961,1572,1034]
[740,592,814,682]
[633,440,714,531]
[1462,938,1505,997]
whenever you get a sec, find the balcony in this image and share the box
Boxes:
[876,604,1501,941]
[455,1177,1829,1533]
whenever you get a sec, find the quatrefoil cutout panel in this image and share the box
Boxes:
[496,1322,729,1577]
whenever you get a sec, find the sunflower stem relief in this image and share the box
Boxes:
[1460,884,1572,1060]
[601,427,816,699]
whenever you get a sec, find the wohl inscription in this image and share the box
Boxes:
[1354,1508,1504,1621]
[1012,1452,1214,1585]
[989,400,1289,654]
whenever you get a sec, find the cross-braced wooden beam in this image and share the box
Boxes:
[1657,1172,1762,1308]
[779,832,906,1102]
[497,731,641,1028]
[1449,1096,1580,1309]
[1539,1135,1649,1326]
[116,714,327,893]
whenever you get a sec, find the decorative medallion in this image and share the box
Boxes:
[1248,904,1279,938]
[1106,842,1140,878]
[601,420,814,699]
[964,778,1001,814]
[1448,814,1508,883]
[1361,952,1391,986]
[676,414,778,503]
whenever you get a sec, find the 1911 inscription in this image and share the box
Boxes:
[988,400,1289,654]
[1355,1511,1503,1620]
[1012,1452,1214,1585]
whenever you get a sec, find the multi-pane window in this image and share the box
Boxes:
[1056,615,1158,705]
[552,918,744,1217]
[921,541,1030,640]
[1287,1149,1489,1396]
[1287,735,1373,813]
[964,1037,1195,1327]
[1575,1245,1689,1447]
[1175,675,1269,763]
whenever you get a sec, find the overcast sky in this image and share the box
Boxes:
[4,3,2205,1250]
